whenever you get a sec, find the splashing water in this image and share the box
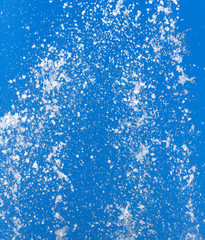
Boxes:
[0,0,203,239]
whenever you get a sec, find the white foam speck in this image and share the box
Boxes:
[55,226,68,240]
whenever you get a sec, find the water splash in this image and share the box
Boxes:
[0,0,203,239]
